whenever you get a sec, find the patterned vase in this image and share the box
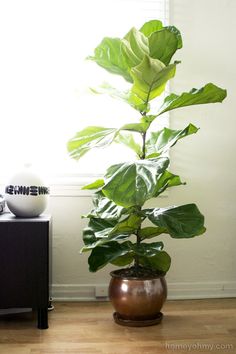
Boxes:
[5,166,49,217]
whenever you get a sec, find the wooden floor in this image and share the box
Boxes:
[0,299,236,354]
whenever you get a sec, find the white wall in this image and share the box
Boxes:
[47,0,236,300]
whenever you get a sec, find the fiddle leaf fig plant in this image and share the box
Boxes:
[68,20,227,276]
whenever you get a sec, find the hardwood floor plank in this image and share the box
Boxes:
[0,299,235,354]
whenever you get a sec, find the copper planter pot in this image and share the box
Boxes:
[109,270,167,326]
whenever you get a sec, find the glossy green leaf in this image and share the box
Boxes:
[132,242,164,257]
[165,26,183,49]
[149,28,179,65]
[89,81,149,113]
[88,217,116,232]
[145,204,206,238]
[88,241,132,272]
[120,27,149,73]
[115,132,142,156]
[81,217,130,252]
[157,83,227,116]
[139,20,163,37]
[120,121,150,133]
[83,227,97,246]
[110,253,134,267]
[154,170,184,197]
[82,179,104,190]
[88,37,132,82]
[139,21,182,61]
[146,124,199,157]
[128,91,151,112]
[109,214,141,236]
[84,217,116,242]
[89,82,129,102]
[123,27,149,62]
[130,56,177,107]
[82,233,130,253]
[84,192,125,220]
[82,227,112,253]
[140,251,171,273]
[102,157,169,207]
[139,227,167,240]
[120,115,154,133]
[67,126,117,160]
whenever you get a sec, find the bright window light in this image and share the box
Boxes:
[0,0,169,179]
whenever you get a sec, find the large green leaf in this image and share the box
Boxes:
[127,91,151,112]
[145,204,206,238]
[115,131,142,156]
[82,217,130,252]
[120,121,150,133]
[84,192,125,220]
[88,37,132,82]
[157,83,227,116]
[82,179,105,190]
[88,241,132,272]
[110,253,134,267]
[88,28,149,84]
[122,27,149,62]
[84,217,116,239]
[146,124,199,157]
[82,219,115,252]
[82,227,97,247]
[165,26,183,49]
[149,28,179,65]
[139,20,163,37]
[120,115,155,132]
[102,157,169,207]
[67,126,117,160]
[108,214,141,236]
[88,217,116,232]
[154,170,184,197]
[132,242,164,257]
[139,226,167,240]
[90,82,150,112]
[89,82,129,102]
[140,21,182,62]
[89,240,167,271]
[82,231,130,252]
[130,56,177,108]
[140,251,171,273]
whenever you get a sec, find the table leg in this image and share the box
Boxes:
[37,308,48,329]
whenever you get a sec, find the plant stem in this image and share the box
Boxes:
[141,131,146,160]
[134,128,147,270]
[134,226,142,271]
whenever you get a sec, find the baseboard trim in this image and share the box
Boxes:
[52,281,236,302]
[167,281,236,300]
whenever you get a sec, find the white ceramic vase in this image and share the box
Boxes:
[5,167,49,217]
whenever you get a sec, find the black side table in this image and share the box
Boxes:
[0,213,52,329]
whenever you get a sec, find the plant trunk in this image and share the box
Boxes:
[134,132,146,271]
[134,229,141,271]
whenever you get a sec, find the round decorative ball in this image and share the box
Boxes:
[5,167,49,217]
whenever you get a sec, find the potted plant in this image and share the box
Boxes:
[67,20,226,326]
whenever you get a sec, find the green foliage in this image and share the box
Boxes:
[144,204,206,238]
[157,83,227,116]
[129,56,177,111]
[145,124,199,157]
[67,126,118,160]
[68,19,227,275]
[148,27,180,65]
[102,157,169,207]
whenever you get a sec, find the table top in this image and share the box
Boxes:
[0,212,51,223]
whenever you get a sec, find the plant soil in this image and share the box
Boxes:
[111,266,165,279]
